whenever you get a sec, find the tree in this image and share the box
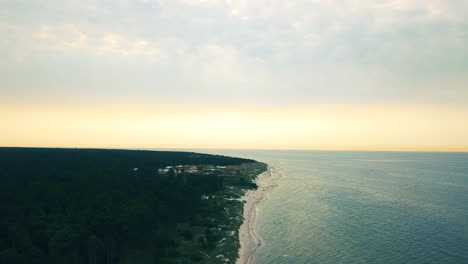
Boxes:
[0,248,27,264]
[87,235,103,264]
[49,224,85,264]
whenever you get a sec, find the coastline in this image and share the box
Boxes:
[236,166,281,264]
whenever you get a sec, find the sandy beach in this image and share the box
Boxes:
[236,166,281,264]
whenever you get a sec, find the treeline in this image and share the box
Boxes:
[0,148,256,264]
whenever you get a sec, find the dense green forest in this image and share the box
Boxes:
[0,148,266,264]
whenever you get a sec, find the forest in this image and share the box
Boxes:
[0,148,266,264]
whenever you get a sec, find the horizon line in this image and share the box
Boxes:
[2,146,467,153]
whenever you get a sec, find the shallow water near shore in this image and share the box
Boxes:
[237,166,281,264]
[189,150,468,264]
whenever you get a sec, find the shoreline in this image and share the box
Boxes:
[236,166,281,264]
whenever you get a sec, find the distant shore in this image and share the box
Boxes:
[237,166,280,264]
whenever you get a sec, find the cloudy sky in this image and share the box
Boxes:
[2,0,468,150]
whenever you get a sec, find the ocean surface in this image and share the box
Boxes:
[188,150,468,264]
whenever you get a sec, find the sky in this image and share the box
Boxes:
[1,0,468,151]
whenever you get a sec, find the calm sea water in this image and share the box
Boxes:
[186,150,468,264]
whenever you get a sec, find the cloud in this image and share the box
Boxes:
[1,0,467,106]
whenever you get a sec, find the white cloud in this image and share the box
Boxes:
[30,24,167,60]
[1,0,468,105]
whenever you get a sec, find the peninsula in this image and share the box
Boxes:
[0,148,267,264]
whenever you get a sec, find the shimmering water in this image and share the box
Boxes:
[193,150,468,264]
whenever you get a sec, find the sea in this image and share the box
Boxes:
[187,150,468,264]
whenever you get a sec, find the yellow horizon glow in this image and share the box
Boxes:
[2,103,468,152]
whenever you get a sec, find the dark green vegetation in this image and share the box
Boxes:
[0,148,267,264]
